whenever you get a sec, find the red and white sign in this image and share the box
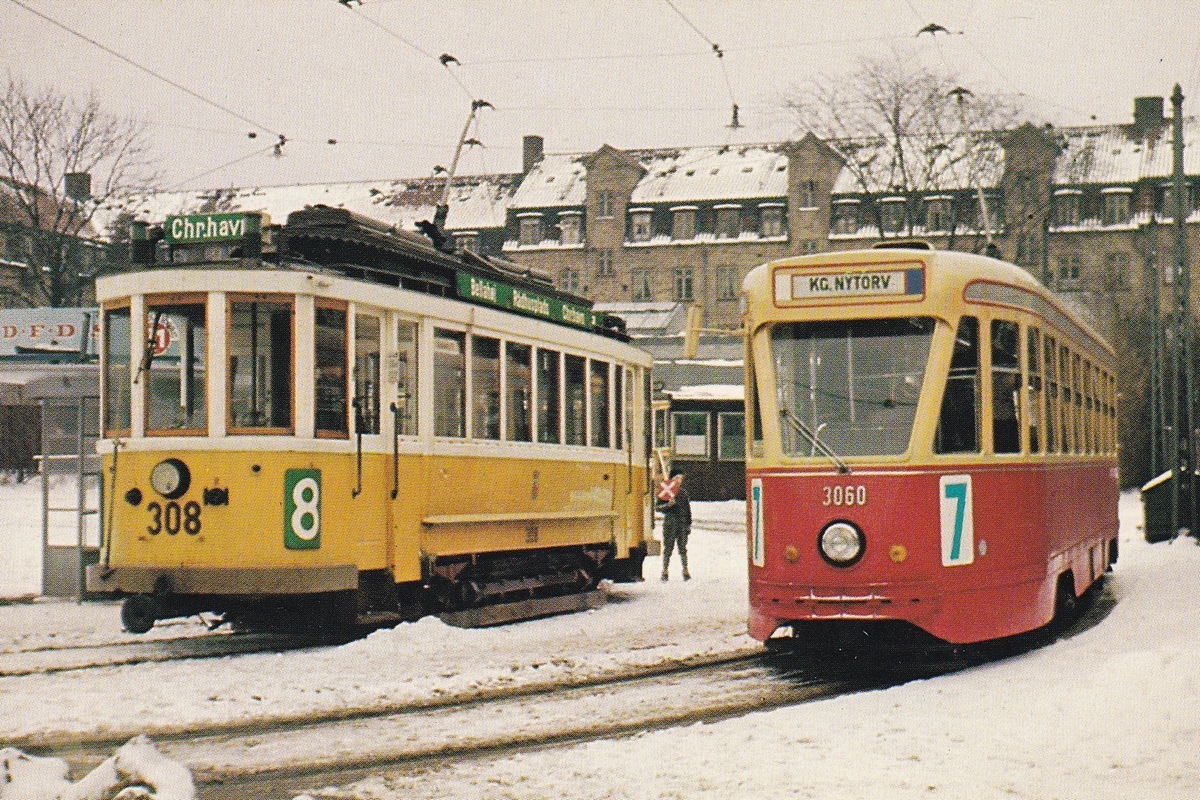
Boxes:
[656,476,681,503]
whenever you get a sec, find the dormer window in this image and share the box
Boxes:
[558,211,582,246]
[758,203,785,237]
[597,190,613,218]
[453,231,479,253]
[880,197,906,234]
[800,180,818,209]
[629,208,653,243]
[518,213,542,246]
[832,199,859,234]
[924,196,953,233]
[1054,189,1081,227]
[671,207,697,240]
[714,204,742,239]
[1102,188,1131,225]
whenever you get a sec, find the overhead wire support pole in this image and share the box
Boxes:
[1170,84,1194,536]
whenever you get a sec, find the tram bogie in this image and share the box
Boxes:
[742,243,1119,648]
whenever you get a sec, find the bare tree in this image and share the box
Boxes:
[783,48,1023,249]
[0,77,157,307]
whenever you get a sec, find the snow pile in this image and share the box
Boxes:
[0,736,193,800]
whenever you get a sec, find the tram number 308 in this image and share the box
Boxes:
[147,501,202,535]
[822,485,867,507]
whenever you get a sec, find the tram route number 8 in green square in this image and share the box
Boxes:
[284,469,321,550]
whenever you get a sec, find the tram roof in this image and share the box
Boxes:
[744,243,1113,360]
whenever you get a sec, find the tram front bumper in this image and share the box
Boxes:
[85,563,358,596]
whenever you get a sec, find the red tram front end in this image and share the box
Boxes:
[743,246,1119,647]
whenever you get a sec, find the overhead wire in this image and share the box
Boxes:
[662,0,741,131]
[6,0,286,141]
[168,143,280,191]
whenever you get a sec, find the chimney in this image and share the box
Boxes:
[522,135,544,175]
[1133,96,1165,136]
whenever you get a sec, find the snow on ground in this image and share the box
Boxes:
[1,485,1198,799]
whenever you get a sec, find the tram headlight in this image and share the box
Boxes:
[149,458,191,500]
[818,521,865,567]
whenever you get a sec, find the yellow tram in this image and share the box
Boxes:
[87,207,654,633]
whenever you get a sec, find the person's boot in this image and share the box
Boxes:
[661,571,669,582]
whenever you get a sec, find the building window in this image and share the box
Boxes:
[596,249,614,277]
[632,268,652,301]
[924,197,952,232]
[672,207,696,240]
[802,239,821,254]
[1057,253,1082,286]
[832,201,859,234]
[759,204,784,237]
[1102,191,1131,225]
[675,267,694,302]
[800,180,818,209]
[453,231,479,253]
[714,206,741,239]
[1102,252,1132,291]
[560,267,581,294]
[597,189,613,218]
[629,209,653,242]
[518,214,542,246]
[880,198,906,234]
[672,411,709,457]
[1055,191,1081,226]
[558,213,582,246]
[715,266,738,301]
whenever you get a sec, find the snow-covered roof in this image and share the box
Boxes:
[666,383,744,401]
[830,136,1005,195]
[594,301,686,336]
[630,145,789,204]
[508,154,588,209]
[92,175,520,240]
[1054,119,1200,184]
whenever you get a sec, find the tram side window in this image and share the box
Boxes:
[673,411,709,457]
[228,299,293,432]
[564,354,587,446]
[472,335,501,440]
[1059,345,1073,454]
[315,305,349,437]
[1026,327,1043,453]
[1043,336,1058,453]
[103,306,131,434]
[506,342,532,442]
[934,316,980,454]
[145,301,207,433]
[590,360,610,447]
[991,320,1021,454]
[395,320,418,436]
[1072,352,1083,454]
[719,412,746,460]
[354,314,381,435]
[1082,360,1094,454]
[434,329,466,438]
[537,348,561,444]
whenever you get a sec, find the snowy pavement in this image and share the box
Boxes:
[1,487,1198,799]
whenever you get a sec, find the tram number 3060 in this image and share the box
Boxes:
[147,501,202,535]
[822,485,868,507]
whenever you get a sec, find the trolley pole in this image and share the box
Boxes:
[1170,84,1194,536]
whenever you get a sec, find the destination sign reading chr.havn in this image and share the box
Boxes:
[165,212,261,244]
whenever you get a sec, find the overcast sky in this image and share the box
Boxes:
[4,0,1200,190]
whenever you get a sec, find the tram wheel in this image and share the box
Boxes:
[1051,574,1079,633]
[121,594,158,634]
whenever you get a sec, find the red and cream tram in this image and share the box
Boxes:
[742,243,1119,647]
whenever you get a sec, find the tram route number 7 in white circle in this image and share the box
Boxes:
[939,474,974,567]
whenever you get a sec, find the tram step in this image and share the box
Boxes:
[438,590,607,629]
[356,610,405,627]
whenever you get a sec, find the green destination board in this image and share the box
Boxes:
[456,273,597,329]
[165,212,260,244]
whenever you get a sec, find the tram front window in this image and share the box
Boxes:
[771,317,935,457]
[145,301,207,434]
[228,298,292,431]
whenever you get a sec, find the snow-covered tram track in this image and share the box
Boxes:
[0,631,316,677]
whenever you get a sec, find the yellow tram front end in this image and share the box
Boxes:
[88,230,653,634]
